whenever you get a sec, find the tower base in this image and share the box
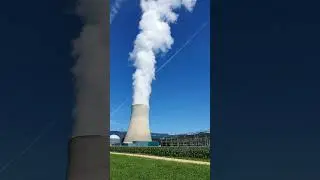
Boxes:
[66,135,109,180]
[122,141,159,147]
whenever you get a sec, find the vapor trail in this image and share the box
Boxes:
[111,21,206,117]
[0,120,56,174]
[110,0,126,24]
[130,0,198,106]
[110,98,129,117]
[156,22,208,73]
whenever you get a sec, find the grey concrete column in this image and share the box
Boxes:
[66,136,108,180]
[66,0,109,179]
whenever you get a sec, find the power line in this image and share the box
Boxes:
[0,120,57,175]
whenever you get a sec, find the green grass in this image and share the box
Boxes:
[111,154,210,180]
[111,152,210,162]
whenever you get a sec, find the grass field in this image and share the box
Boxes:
[111,154,210,180]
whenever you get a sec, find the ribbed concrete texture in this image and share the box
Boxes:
[66,136,109,180]
[123,104,152,143]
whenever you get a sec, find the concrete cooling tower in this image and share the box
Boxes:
[123,104,152,143]
[66,0,109,178]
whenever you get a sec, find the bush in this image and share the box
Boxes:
[110,146,210,160]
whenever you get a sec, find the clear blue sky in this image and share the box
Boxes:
[110,0,210,133]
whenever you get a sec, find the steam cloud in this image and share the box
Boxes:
[130,0,197,106]
[71,0,108,136]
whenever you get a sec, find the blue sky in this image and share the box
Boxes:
[110,0,210,133]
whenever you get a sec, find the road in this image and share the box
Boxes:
[110,152,210,165]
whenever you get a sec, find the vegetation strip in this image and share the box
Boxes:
[110,152,210,165]
[110,146,210,161]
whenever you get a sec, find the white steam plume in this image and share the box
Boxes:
[72,0,108,136]
[130,0,197,106]
[111,22,207,117]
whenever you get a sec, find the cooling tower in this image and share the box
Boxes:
[66,86,109,180]
[66,135,108,180]
[123,104,152,143]
[66,0,109,178]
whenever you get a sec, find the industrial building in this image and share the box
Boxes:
[109,131,168,146]
[110,134,121,145]
[113,104,211,147]
[109,130,210,147]
[159,130,210,147]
